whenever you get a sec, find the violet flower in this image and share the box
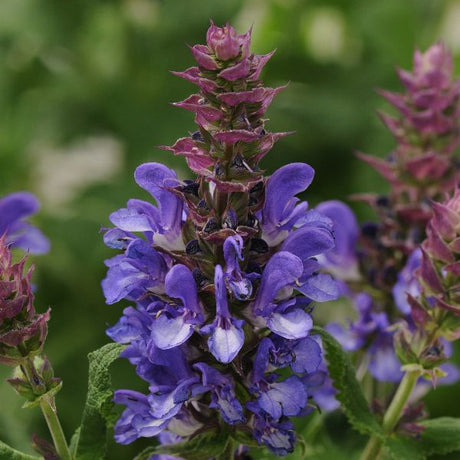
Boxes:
[0,192,49,254]
[103,22,337,456]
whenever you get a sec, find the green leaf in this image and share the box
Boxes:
[230,429,260,448]
[419,417,460,456]
[311,327,383,437]
[383,436,425,460]
[69,427,80,457]
[74,342,125,460]
[134,430,229,460]
[0,440,40,460]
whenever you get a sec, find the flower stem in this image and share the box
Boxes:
[39,394,72,460]
[217,437,235,460]
[360,369,421,460]
[21,358,72,460]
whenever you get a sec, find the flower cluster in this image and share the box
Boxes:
[407,189,460,338]
[320,44,460,388]
[356,43,460,261]
[0,235,49,366]
[103,22,338,455]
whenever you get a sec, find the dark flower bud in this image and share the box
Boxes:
[197,200,210,212]
[178,181,200,197]
[231,154,246,170]
[186,239,202,255]
[191,131,204,141]
[250,238,269,253]
[249,181,263,195]
[223,209,238,229]
[361,222,379,239]
[246,214,258,228]
[376,195,390,207]
[203,218,220,234]
[193,269,209,288]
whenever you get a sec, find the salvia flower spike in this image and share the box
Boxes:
[103,22,338,456]
[0,235,50,366]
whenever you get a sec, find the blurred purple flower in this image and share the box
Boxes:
[0,192,49,254]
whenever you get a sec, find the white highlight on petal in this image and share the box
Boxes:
[208,325,244,363]
[268,309,312,339]
[151,315,193,349]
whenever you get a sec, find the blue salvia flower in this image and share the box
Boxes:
[0,192,49,254]
[103,22,337,456]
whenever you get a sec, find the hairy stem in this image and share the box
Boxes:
[22,358,72,460]
[39,394,72,460]
[360,370,421,460]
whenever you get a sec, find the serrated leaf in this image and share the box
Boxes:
[0,440,40,460]
[383,436,425,460]
[74,343,125,460]
[419,417,460,456]
[311,326,384,437]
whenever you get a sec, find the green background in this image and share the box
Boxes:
[1,0,459,458]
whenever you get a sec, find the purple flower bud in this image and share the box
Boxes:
[0,237,49,366]
[206,22,242,61]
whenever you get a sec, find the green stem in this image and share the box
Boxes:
[217,437,235,460]
[39,395,72,460]
[303,411,324,443]
[21,358,72,460]
[360,370,421,460]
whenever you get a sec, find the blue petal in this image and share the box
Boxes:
[267,309,313,339]
[369,343,403,383]
[103,228,134,249]
[214,265,229,317]
[258,376,307,418]
[151,313,194,349]
[208,320,245,363]
[165,264,201,315]
[261,163,314,244]
[281,225,334,261]
[212,387,246,424]
[253,252,303,315]
[148,378,195,418]
[253,415,295,456]
[9,224,50,254]
[106,306,150,343]
[135,163,182,233]
[0,192,39,233]
[297,273,339,302]
[110,205,156,233]
[291,337,322,374]
[102,261,149,304]
[316,200,359,269]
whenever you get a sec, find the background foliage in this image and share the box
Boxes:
[1,0,460,458]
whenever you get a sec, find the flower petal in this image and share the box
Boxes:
[208,322,245,363]
[267,309,313,339]
[151,314,194,349]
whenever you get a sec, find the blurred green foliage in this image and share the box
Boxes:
[1,0,460,458]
